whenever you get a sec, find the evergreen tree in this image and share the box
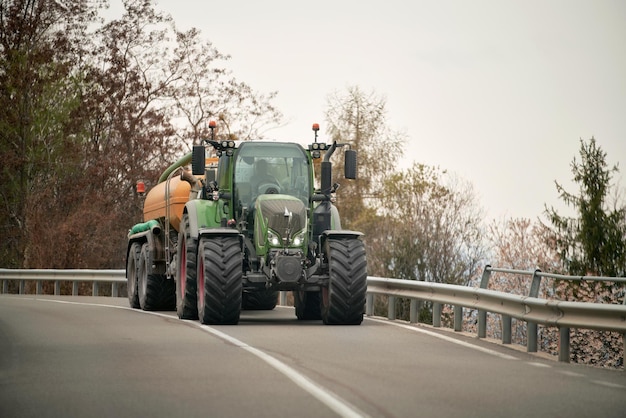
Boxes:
[545,137,626,277]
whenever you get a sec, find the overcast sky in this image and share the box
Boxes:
[109,0,625,221]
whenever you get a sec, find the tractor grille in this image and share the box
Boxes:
[259,199,307,234]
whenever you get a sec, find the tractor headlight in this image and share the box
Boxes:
[292,230,306,247]
[268,230,281,247]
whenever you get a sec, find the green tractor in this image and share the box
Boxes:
[127,124,367,325]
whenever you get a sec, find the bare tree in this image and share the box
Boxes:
[1,0,283,269]
[378,163,486,285]
[483,218,561,348]
[324,86,405,230]
[166,26,282,144]
[0,0,105,268]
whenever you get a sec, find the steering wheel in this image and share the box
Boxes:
[257,181,281,195]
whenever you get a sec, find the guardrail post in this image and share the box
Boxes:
[502,315,512,344]
[409,299,420,323]
[2,280,6,293]
[36,281,42,295]
[279,291,287,306]
[526,268,542,353]
[112,282,118,297]
[529,268,542,298]
[19,280,25,294]
[366,293,374,316]
[478,265,492,338]
[388,296,396,320]
[54,280,60,295]
[454,305,462,331]
[92,281,98,296]
[433,303,441,327]
[527,322,538,352]
[559,327,570,362]
[73,281,79,296]
[478,311,487,338]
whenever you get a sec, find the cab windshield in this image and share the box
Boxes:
[234,142,310,208]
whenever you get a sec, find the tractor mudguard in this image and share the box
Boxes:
[126,227,164,275]
[198,227,243,247]
[184,199,221,241]
[321,230,363,240]
[319,229,363,250]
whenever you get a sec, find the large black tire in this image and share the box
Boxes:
[126,242,142,309]
[197,236,242,325]
[242,290,278,310]
[138,243,176,311]
[175,214,198,319]
[321,238,367,325]
[294,290,321,320]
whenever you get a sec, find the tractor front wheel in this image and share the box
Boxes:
[197,236,242,325]
[321,238,367,325]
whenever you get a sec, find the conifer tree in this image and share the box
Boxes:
[545,137,626,277]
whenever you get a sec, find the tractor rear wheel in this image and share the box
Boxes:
[294,290,321,320]
[126,242,141,309]
[138,243,175,311]
[175,214,198,319]
[197,236,242,325]
[242,290,278,310]
[321,238,367,325]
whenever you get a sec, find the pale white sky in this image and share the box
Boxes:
[111,0,626,221]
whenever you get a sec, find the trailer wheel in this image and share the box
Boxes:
[138,243,175,311]
[294,290,321,320]
[242,290,278,310]
[126,242,142,309]
[321,238,367,325]
[197,236,242,325]
[176,214,198,319]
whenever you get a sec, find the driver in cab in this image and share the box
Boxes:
[253,159,280,194]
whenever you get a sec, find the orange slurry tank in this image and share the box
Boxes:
[142,176,191,232]
[142,156,218,232]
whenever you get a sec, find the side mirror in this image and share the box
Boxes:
[344,149,357,179]
[192,145,205,175]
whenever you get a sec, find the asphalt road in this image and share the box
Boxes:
[1,295,624,418]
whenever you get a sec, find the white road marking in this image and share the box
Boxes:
[590,380,626,389]
[366,317,519,361]
[559,370,585,378]
[201,325,369,418]
[527,362,552,368]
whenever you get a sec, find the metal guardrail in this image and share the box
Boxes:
[474,265,626,362]
[1,267,625,364]
[368,265,626,364]
[0,269,126,297]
